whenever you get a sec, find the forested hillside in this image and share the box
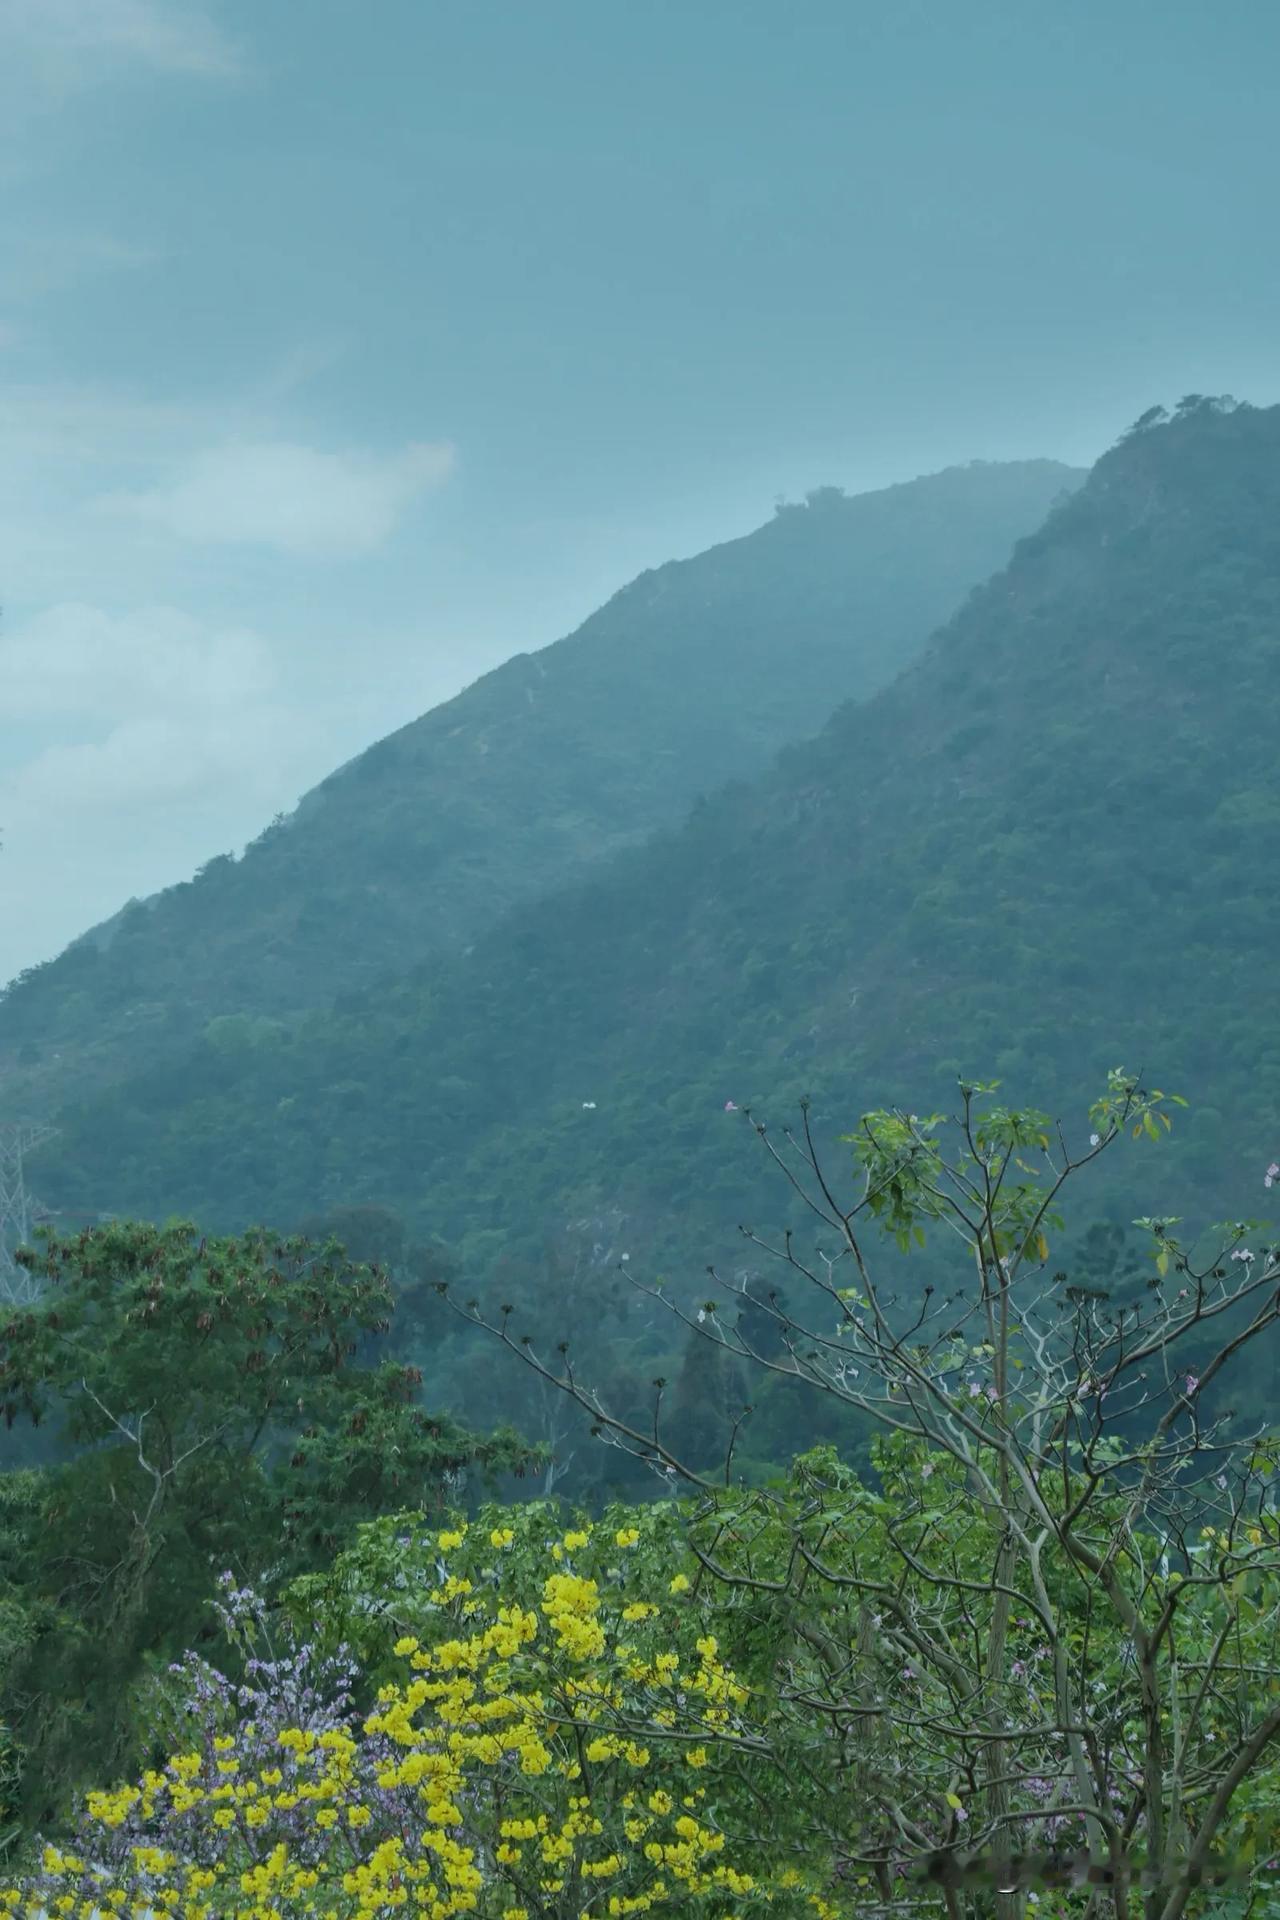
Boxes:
[0,458,1075,1105]
[34,399,1277,1267]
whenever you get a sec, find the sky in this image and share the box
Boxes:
[2,0,1279,988]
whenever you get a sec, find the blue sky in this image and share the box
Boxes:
[3,0,1279,984]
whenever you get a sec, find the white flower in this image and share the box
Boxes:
[1090,1132,1101,1147]
[696,1309,707,1324]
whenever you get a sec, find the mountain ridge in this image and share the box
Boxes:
[0,457,1077,1108]
[32,398,1277,1264]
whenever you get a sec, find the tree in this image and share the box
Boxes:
[0,1219,532,1835]
[3,1523,846,1920]
[439,1217,655,1501]
[456,1071,1280,1919]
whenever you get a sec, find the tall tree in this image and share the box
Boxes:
[461,1071,1280,1918]
[0,1219,531,1833]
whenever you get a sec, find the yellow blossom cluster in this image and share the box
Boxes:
[2,1521,841,1920]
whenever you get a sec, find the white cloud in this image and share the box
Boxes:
[103,438,456,557]
[0,603,309,984]
[0,0,239,83]
[0,704,318,986]
[10,707,288,820]
[1,602,276,718]
[0,383,461,984]
[0,595,476,987]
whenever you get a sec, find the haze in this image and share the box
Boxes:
[3,0,1279,985]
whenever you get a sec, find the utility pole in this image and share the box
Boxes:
[0,1120,56,1306]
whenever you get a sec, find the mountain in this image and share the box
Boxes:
[33,398,1278,1270]
[0,459,1077,1108]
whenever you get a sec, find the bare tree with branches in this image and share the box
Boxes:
[447,1070,1280,1920]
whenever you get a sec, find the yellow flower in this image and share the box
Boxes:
[615,1527,640,1548]
[669,1573,691,1594]
[438,1528,465,1551]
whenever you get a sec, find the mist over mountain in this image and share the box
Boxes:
[13,4,1280,1889]
[0,458,1075,1108]
[23,400,1278,1265]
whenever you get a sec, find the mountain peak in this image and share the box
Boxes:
[34,402,1277,1264]
[1,457,1078,1108]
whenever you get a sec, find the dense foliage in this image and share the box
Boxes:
[0,1223,531,1834]
[5,1070,1280,1919]
[6,1458,1280,1919]
[0,458,1074,1112]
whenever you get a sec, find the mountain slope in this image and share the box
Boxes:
[0,458,1077,1107]
[37,398,1278,1261]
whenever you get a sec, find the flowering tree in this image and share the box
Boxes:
[0,1221,532,1836]
[452,1072,1280,1919]
[3,1529,847,1920]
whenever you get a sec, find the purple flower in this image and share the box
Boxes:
[1185,1374,1199,1396]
